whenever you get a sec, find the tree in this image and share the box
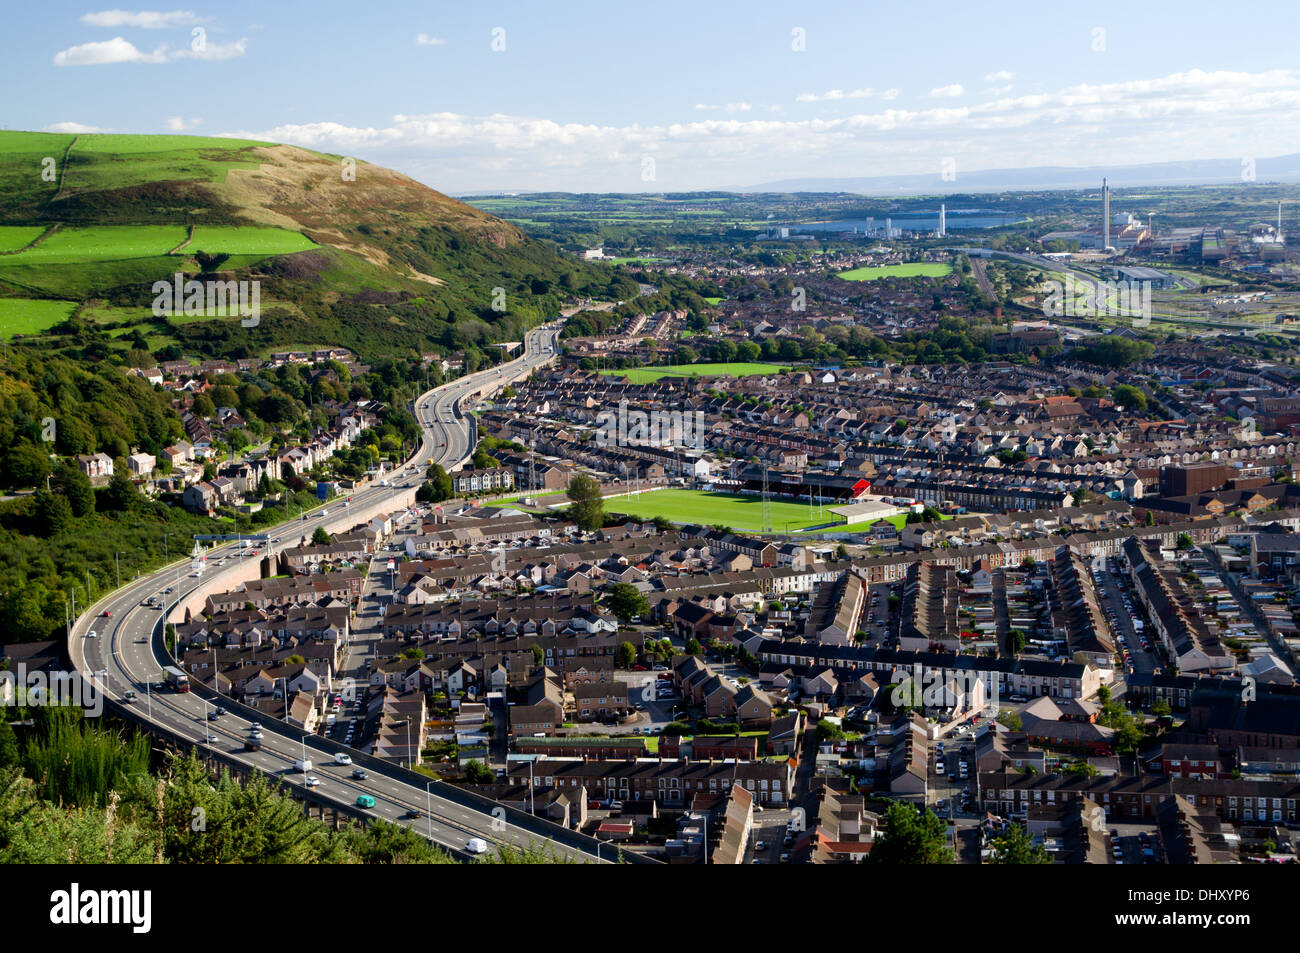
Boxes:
[463,760,494,784]
[816,719,846,742]
[1111,384,1148,412]
[864,802,954,864]
[52,463,94,517]
[987,823,1051,864]
[418,463,453,504]
[684,637,701,656]
[566,473,604,532]
[606,582,649,622]
[1007,628,1028,654]
[101,469,138,512]
[531,644,544,668]
[1176,532,1194,551]
[0,720,19,767]
[616,641,637,669]
[3,443,51,490]
[311,527,332,546]
[32,488,74,536]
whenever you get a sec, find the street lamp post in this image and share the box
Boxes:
[425,781,434,840]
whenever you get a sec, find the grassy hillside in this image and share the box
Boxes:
[0,130,638,357]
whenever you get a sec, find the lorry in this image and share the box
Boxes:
[293,759,312,773]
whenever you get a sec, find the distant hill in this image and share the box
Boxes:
[733,153,1300,195]
[0,131,632,358]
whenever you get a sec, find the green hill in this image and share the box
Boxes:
[0,130,638,357]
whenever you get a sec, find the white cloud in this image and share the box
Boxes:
[53,35,246,65]
[415,33,445,46]
[54,37,165,65]
[45,121,108,133]
[222,68,1300,191]
[796,87,873,102]
[881,88,900,100]
[984,70,1014,82]
[165,116,203,130]
[81,9,203,28]
[930,84,965,98]
[695,102,752,113]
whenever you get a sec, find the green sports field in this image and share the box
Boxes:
[837,262,953,281]
[598,489,828,533]
[599,362,790,384]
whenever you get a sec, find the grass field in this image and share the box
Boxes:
[188,226,318,256]
[0,298,77,338]
[3,225,315,263]
[6,226,189,263]
[597,489,827,533]
[0,226,47,253]
[599,362,790,384]
[838,262,953,281]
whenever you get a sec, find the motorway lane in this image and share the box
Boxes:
[70,323,606,861]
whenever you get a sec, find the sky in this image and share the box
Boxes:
[4,1,1300,194]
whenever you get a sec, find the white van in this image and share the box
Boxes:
[333,752,353,765]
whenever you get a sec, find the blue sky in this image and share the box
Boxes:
[4,1,1299,193]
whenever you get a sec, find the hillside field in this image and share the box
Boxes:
[0,298,77,337]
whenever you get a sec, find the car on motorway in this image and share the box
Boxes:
[355,795,375,808]
[305,776,321,788]
[465,837,488,855]
[352,768,368,780]
[206,734,219,743]
[123,691,137,703]
[86,630,97,639]
[207,710,220,721]
[103,609,111,618]
[404,808,422,819]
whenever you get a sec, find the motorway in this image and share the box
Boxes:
[66,322,623,862]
